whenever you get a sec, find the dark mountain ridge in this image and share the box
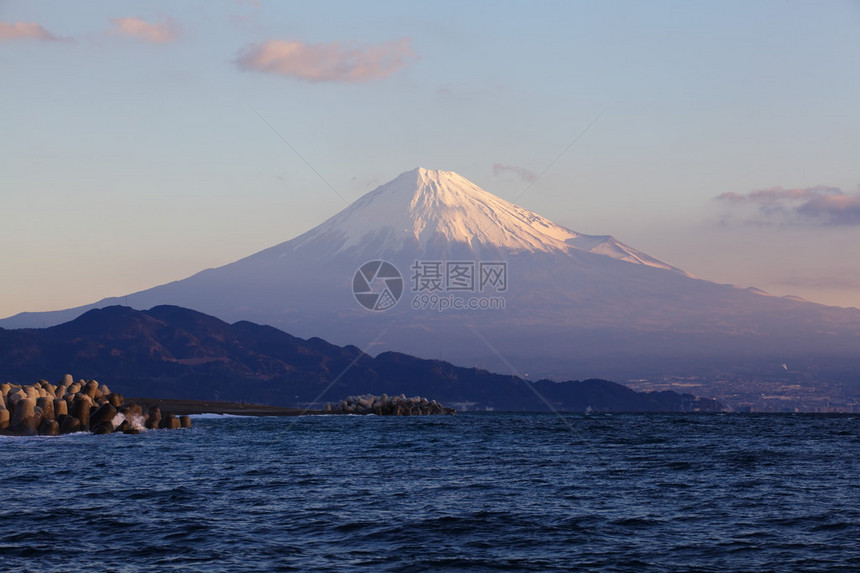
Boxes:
[0,305,720,412]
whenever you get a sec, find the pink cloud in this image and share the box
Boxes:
[235,38,414,82]
[493,163,537,183]
[111,17,181,43]
[0,21,65,42]
[716,185,860,226]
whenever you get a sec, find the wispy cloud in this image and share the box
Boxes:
[493,163,537,183]
[0,21,66,42]
[716,185,860,226]
[235,38,414,82]
[111,17,181,43]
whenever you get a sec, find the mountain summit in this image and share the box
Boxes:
[289,168,685,272]
[3,167,860,407]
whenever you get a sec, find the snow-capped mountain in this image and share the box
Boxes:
[287,168,687,274]
[3,168,860,397]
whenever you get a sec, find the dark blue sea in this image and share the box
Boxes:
[1,413,857,572]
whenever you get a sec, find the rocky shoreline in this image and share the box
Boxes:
[330,394,456,415]
[0,376,456,436]
[133,394,457,417]
[1,375,190,436]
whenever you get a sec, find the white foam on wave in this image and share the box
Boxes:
[109,412,148,432]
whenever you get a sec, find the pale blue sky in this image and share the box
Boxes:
[2,0,859,317]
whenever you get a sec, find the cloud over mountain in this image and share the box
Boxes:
[716,185,860,226]
[235,38,414,82]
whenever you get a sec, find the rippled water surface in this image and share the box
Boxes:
[1,413,858,572]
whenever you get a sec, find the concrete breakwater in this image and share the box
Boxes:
[0,374,190,436]
[330,394,456,415]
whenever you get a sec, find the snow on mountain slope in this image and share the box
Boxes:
[565,234,691,275]
[286,168,686,274]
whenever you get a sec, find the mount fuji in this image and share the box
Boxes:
[4,168,860,400]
